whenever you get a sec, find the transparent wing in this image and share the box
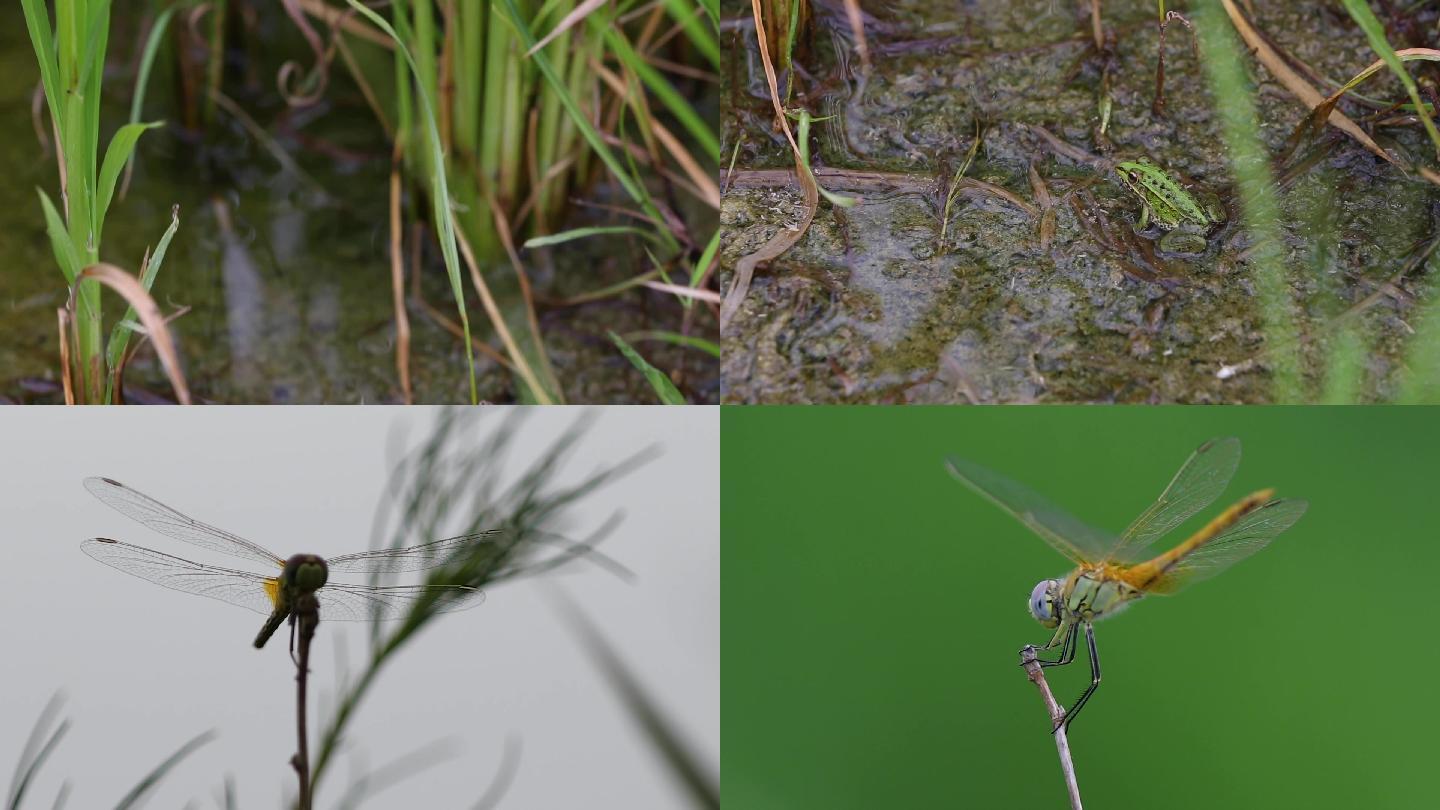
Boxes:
[1108,437,1242,563]
[316,581,485,621]
[946,456,1118,564]
[327,530,508,574]
[84,477,284,569]
[1145,499,1308,595]
[81,538,278,616]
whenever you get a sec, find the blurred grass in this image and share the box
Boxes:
[309,408,659,803]
[1191,2,1440,401]
[5,694,213,810]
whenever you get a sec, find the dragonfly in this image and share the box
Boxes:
[80,477,493,649]
[946,437,1306,733]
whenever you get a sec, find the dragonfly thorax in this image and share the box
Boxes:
[282,554,329,595]
[1060,568,1142,622]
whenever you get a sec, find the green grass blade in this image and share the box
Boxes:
[608,330,685,404]
[95,121,162,240]
[347,0,478,403]
[7,695,69,810]
[601,24,718,159]
[1194,2,1302,401]
[105,205,180,377]
[1341,0,1440,159]
[1399,254,1440,403]
[128,7,173,125]
[661,0,719,67]
[696,0,718,31]
[18,0,62,143]
[523,226,661,248]
[624,330,720,357]
[36,189,80,284]
[495,0,677,251]
[118,6,174,199]
[691,228,719,288]
[112,731,215,810]
[1319,325,1366,404]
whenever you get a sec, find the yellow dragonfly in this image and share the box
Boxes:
[946,437,1306,732]
[80,477,491,649]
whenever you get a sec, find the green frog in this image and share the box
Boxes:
[1114,159,1227,254]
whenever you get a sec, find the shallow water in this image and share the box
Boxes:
[0,8,716,403]
[721,0,1440,402]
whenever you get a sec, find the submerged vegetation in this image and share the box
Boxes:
[6,0,718,403]
[721,0,1440,403]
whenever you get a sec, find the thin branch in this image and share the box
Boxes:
[292,594,319,810]
[1019,645,1082,810]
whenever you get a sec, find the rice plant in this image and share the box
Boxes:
[337,0,718,403]
[20,0,185,403]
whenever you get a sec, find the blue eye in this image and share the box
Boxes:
[1028,580,1055,624]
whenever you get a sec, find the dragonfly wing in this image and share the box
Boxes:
[84,478,284,569]
[1141,499,1308,595]
[316,581,485,621]
[326,530,508,574]
[81,538,278,616]
[1108,437,1242,562]
[946,456,1118,564]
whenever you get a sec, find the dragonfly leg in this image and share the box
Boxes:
[1054,622,1100,734]
[288,615,299,667]
[1037,621,1078,669]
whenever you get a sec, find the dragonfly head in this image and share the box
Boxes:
[1028,579,1061,628]
[282,554,329,594]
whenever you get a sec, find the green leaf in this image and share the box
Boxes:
[691,228,719,289]
[608,330,685,404]
[95,121,162,241]
[523,226,660,248]
[660,0,719,68]
[18,0,62,145]
[106,205,180,375]
[36,188,80,283]
[624,330,720,358]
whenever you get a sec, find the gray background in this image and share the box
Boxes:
[0,406,718,809]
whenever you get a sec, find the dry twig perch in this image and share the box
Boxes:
[1019,645,1083,810]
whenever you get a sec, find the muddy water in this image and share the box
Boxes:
[721,0,1439,403]
[0,10,715,403]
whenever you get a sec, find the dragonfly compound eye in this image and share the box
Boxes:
[1028,579,1059,627]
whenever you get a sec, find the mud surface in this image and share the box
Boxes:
[721,0,1438,402]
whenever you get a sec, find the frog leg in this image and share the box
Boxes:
[1136,204,1150,230]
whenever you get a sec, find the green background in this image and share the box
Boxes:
[723,407,1439,809]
